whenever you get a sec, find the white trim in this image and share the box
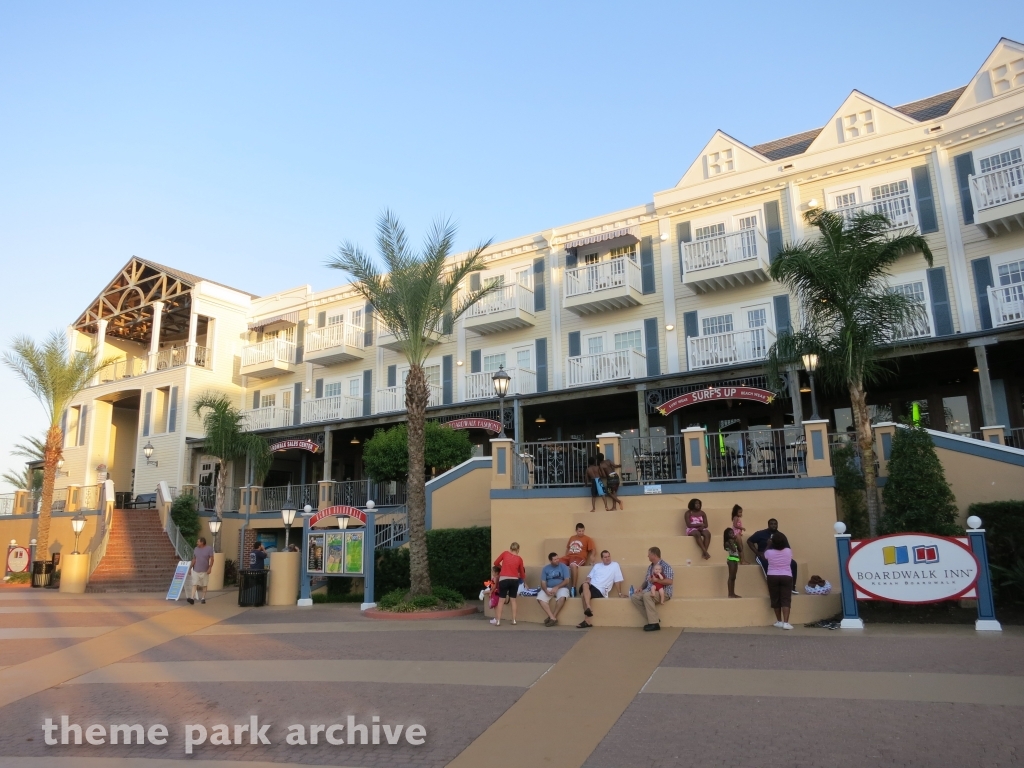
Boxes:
[933,148,975,333]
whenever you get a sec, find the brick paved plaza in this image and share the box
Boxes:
[0,588,1021,768]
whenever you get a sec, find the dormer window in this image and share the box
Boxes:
[991,56,1024,95]
[706,149,734,177]
[842,109,875,141]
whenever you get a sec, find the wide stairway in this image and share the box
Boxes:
[86,510,181,593]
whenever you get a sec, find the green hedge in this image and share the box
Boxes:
[373,526,491,600]
[966,500,1024,601]
[171,494,201,547]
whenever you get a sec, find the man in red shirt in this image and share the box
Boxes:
[559,523,596,596]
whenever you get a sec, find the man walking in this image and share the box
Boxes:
[578,550,625,628]
[187,537,215,605]
[559,523,596,595]
[747,518,798,593]
[630,547,674,631]
[537,552,571,626]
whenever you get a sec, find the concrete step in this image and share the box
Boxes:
[538,536,764,569]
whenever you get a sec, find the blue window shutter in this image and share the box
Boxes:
[470,350,481,374]
[143,392,152,437]
[252,390,260,410]
[773,295,792,336]
[568,331,581,358]
[362,370,372,416]
[927,267,954,337]
[535,338,548,392]
[764,201,783,261]
[640,235,656,294]
[565,251,577,270]
[364,304,374,347]
[315,379,323,398]
[168,386,178,433]
[677,221,691,278]
[954,152,975,225]
[643,318,660,377]
[316,311,326,328]
[295,320,305,364]
[470,272,481,292]
[911,165,938,234]
[78,404,88,446]
[387,364,397,388]
[533,257,546,311]
[442,355,453,404]
[293,382,302,425]
[972,257,994,330]
[683,311,698,340]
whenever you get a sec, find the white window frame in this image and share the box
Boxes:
[887,271,934,339]
[323,380,343,399]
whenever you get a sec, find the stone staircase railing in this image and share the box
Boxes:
[87,480,117,577]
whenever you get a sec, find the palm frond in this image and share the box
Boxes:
[10,435,46,461]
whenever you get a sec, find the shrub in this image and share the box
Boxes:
[424,526,491,598]
[362,422,473,481]
[410,594,440,609]
[374,548,411,599]
[171,494,201,547]
[378,588,406,610]
[880,426,960,536]
[833,443,869,539]
[966,500,1024,602]
[6,572,31,584]
[223,559,238,586]
[431,585,465,609]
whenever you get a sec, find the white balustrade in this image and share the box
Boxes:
[301,395,363,423]
[375,384,443,413]
[465,368,536,400]
[989,284,1024,327]
[564,258,642,298]
[566,349,646,387]
[682,229,768,273]
[466,283,534,317]
[970,165,1024,211]
[305,323,364,353]
[832,194,916,229]
[242,406,293,430]
[241,338,296,368]
[688,328,776,370]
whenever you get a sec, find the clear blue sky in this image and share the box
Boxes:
[1,1,1021,487]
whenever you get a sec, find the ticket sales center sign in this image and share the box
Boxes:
[847,534,980,603]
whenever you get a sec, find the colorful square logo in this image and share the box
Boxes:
[882,545,909,565]
[913,545,939,564]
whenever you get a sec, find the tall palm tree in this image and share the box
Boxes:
[193,393,274,519]
[766,209,932,536]
[3,332,108,556]
[328,211,497,596]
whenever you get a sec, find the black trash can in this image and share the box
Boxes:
[32,561,54,588]
[237,568,268,607]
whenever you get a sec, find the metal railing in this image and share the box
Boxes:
[620,436,684,483]
[165,511,194,562]
[242,406,294,430]
[301,394,363,423]
[512,440,599,488]
[194,346,210,368]
[88,483,115,576]
[688,327,776,370]
[375,384,443,413]
[566,348,646,387]
[79,484,101,511]
[375,508,409,549]
[49,487,68,513]
[1007,427,1024,449]
[989,284,1024,327]
[832,193,916,229]
[564,257,642,299]
[970,164,1024,211]
[241,338,296,368]
[465,368,536,400]
[0,494,13,516]
[189,485,241,513]
[305,323,365,353]
[260,484,319,512]
[706,427,805,479]
[154,346,189,370]
[682,228,768,273]
[466,283,534,317]
[98,358,146,382]
[333,479,407,508]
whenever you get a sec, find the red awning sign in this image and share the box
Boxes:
[446,418,502,433]
[657,387,775,416]
[269,439,320,453]
[308,505,368,527]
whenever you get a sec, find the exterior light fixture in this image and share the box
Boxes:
[302,504,313,516]
[972,367,979,373]
[801,353,820,420]
[70,513,86,554]
[281,486,297,548]
[56,457,69,477]
[350,436,360,445]
[338,514,349,530]
[208,517,222,552]
[456,360,464,366]
[660,232,669,241]
[142,441,158,467]
[492,365,511,438]
[665,324,674,331]
[535,413,546,424]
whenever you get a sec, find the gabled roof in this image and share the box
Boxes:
[751,128,821,162]
[951,37,1024,112]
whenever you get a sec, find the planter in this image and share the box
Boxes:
[363,605,479,621]
[32,561,54,588]
[59,553,90,594]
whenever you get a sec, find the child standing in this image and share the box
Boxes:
[731,505,746,564]
[724,528,742,598]
[484,565,501,624]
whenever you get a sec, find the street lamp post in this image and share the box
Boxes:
[142,441,158,467]
[70,513,86,554]
[281,488,297,549]
[801,353,820,420]
[492,364,511,438]
[208,517,222,553]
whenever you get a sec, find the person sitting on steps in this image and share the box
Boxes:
[684,498,712,560]
[578,550,625,628]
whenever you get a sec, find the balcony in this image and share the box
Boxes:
[970,165,1024,235]
[563,258,643,315]
[375,384,443,413]
[304,324,365,365]
[832,194,916,231]
[681,229,770,294]
[240,338,297,378]
[98,357,146,383]
[566,349,646,387]
[688,328,776,371]
[465,367,536,400]
[464,284,536,334]
[989,284,1024,327]
[376,320,446,352]
[94,344,211,386]
[153,344,212,371]
[301,394,363,423]
[241,406,293,431]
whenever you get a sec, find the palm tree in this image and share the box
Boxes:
[10,435,46,462]
[766,209,932,537]
[192,393,273,519]
[3,332,109,556]
[1,465,43,495]
[328,211,497,596]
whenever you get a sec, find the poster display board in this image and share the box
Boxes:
[344,531,364,574]
[846,533,979,603]
[306,532,325,574]
[166,561,192,601]
[323,531,364,576]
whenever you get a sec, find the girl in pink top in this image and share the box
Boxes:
[731,504,747,563]
[764,532,795,630]
[493,542,527,626]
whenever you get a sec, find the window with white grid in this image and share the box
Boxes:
[892,281,926,304]
[834,191,858,208]
[587,336,604,355]
[702,314,734,336]
[738,215,757,230]
[747,308,767,328]
[281,390,291,410]
[614,330,643,352]
[871,180,909,200]
[327,313,343,326]
[483,354,506,373]
[348,378,361,397]
[349,308,363,328]
[583,253,600,265]
[324,382,342,398]
[516,349,532,370]
[695,223,726,241]
[609,244,637,261]
[998,260,1024,286]
[979,148,1023,173]
[264,327,295,343]
[260,394,276,408]
[425,365,441,387]
[842,110,874,141]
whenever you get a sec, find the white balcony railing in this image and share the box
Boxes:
[688,327,776,370]
[305,323,364,354]
[154,345,189,370]
[566,349,646,387]
[375,384,444,413]
[194,346,210,367]
[989,284,1024,327]
[301,394,363,423]
[889,305,933,341]
[970,165,1024,212]
[241,338,296,368]
[242,406,293,430]
[564,258,642,299]
[98,357,146,382]
[465,368,537,400]
[682,229,768,273]
[832,194,916,230]
[465,283,534,318]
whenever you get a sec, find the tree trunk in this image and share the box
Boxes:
[37,425,63,559]
[215,459,226,519]
[404,363,432,597]
[849,380,879,537]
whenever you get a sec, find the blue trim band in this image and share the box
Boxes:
[492,475,835,499]
[927,432,1024,468]
[425,457,492,530]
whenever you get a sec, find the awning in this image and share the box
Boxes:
[248,311,300,331]
[563,226,641,252]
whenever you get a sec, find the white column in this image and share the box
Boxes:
[457,317,467,402]
[658,218,679,373]
[148,301,164,373]
[93,319,108,384]
[931,149,975,333]
[785,181,804,242]
[185,310,198,365]
[548,241,563,390]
